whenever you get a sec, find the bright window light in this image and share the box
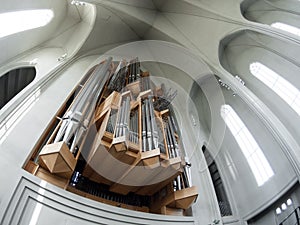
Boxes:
[271,22,300,37]
[0,9,54,38]
[221,105,274,186]
[250,62,300,116]
[276,207,282,215]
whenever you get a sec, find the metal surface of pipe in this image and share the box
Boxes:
[148,96,158,149]
[142,104,147,151]
[54,57,113,153]
[168,116,179,157]
[166,124,175,158]
[183,163,192,187]
[123,96,130,137]
[145,99,152,150]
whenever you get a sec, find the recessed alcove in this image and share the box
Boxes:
[0,67,36,109]
[219,29,300,147]
[241,0,300,30]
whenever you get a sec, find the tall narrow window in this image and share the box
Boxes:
[202,146,232,217]
[271,22,300,37]
[221,105,274,186]
[0,9,54,38]
[250,62,300,116]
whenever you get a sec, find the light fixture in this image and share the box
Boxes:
[29,58,38,65]
[287,198,292,206]
[235,75,245,86]
[58,53,67,62]
[71,0,86,6]
[276,207,282,215]
[218,78,238,96]
[218,79,231,90]
[281,203,287,211]
[190,114,197,126]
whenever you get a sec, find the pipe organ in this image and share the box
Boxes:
[24,57,198,216]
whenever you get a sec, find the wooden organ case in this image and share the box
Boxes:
[24,57,198,216]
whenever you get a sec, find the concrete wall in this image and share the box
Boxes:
[216,89,297,219]
[1,0,300,225]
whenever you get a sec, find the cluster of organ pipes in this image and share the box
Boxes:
[51,56,181,160]
[115,96,131,138]
[53,57,113,154]
[107,57,141,93]
[142,96,159,151]
[34,57,198,215]
[105,109,117,134]
[153,84,178,111]
[173,162,193,191]
[107,60,127,93]
[164,115,180,158]
[129,110,139,144]
[128,57,140,84]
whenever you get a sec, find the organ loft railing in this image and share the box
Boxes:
[24,57,198,216]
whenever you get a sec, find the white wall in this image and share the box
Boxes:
[216,89,297,219]
[220,30,300,150]
[0,0,68,66]
[1,0,300,224]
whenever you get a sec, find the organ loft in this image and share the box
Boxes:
[24,57,198,216]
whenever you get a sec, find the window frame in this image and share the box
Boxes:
[221,104,274,186]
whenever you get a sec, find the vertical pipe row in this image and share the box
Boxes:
[164,115,180,158]
[115,96,130,138]
[183,162,192,188]
[141,97,160,151]
[142,104,147,151]
[129,109,139,144]
[54,57,112,154]
[128,57,140,84]
[106,109,117,134]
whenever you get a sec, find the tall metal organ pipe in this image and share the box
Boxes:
[54,57,113,154]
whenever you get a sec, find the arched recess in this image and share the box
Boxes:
[215,79,297,219]
[0,67,36,109]
[241,0,300,30]
[219,29,300,147]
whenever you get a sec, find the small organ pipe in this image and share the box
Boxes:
[142,104,147,151]
[145,99,152,150]
[168,116,179,157]
[148,96,159,149]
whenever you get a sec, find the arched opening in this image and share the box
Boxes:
[219,29,300,147]
[241,0,300,33]
[202,145,232,217]
[0,67,36,109]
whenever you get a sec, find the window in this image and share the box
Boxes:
[250,62,300,116]
[271,22,300,37]
[202,146,232,216]
[0,67,36,109]
[0,9,54,38]
[0,67,38,144]
[221,105,274,186]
